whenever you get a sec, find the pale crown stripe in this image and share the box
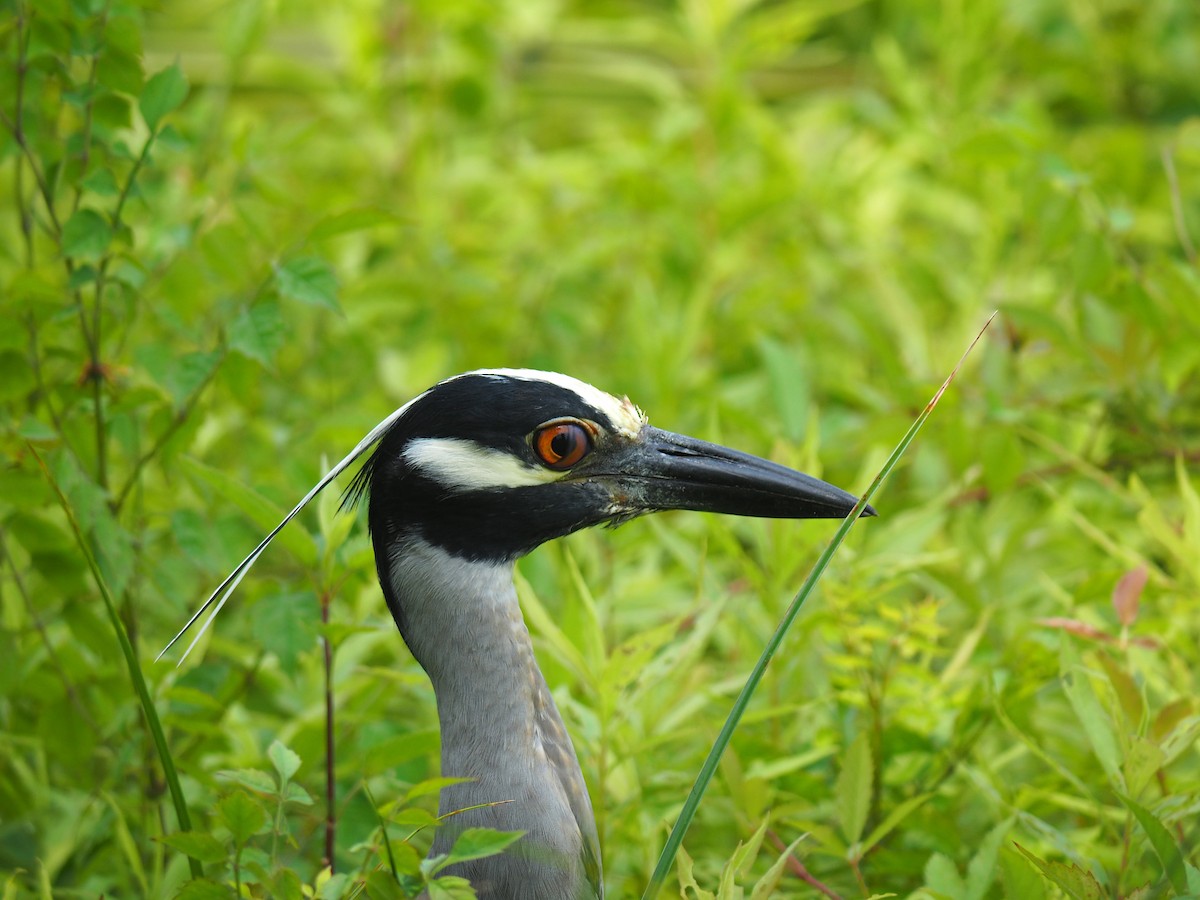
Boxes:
[465,368,647,438]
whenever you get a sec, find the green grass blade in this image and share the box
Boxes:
[641,313,997,898]
[29,446,204,881]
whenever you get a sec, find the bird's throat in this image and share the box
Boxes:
[380,536,601,896]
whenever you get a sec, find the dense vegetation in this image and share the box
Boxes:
[2,0,1198,897]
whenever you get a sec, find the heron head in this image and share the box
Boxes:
[349,368,874,563]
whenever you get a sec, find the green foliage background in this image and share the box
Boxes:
[2,0,1199,897]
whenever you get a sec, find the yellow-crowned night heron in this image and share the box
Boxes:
[162,369,872,899]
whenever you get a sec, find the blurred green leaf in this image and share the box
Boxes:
[1118,795,1188,894]
[837,730,872,846]
[217,791,267,846]
[1013,844,1104,900]
[965,817,1013,900]
[925,852,966,899]
[175,881,233,900]
[1060,640,1123,789]
[159,831,228,864]
[79,168,119,197]
[309,207,399,240]
[249,591,318,675]
[425,876,478,900]
[267,740,301,784]
[230,301,287,367]
[361,871,407,900]
[284,782,313,805]
[273,257,339,310]
[139,62,189,131]
[758,338,810,442]
[861,792,933,855]
[61,209,111,262]
[437,828,525,869]
[179,456,319,567]
[216,768,277,795]
[0,351,36,401]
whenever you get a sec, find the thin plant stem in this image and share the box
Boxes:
[1162,145,1197,264]
[86,130,154,492]
[363,782,400,881]
[765,829,842,900]
[28,445,204,880]
[323,587,337,871]
[13,2,35,267]
[641,313,998,899]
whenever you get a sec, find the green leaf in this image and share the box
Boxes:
[175,880,233,900]
[17,416,55,442]
[7,270,63,314]
[1060,641,1123,789]
[1118,795,1188,893]
[965,817,1014,900]
[1012,844,1104,900]
[925,852,966,900]
[103,793,147,895]
[1124,738,1164,798]
[273,256,339,310]
[837,730,873,846]
[676,844,714,900]
[751,833,806,900]
[79,167,120,197]
[360,871,408,900]
[316,873,351,899]
[229,300,287,366]
[758,337,810,441]
[0,351,36,401]
[217,790,267,846]
[309,207,399,240]
[425,876,478,900]
[158,831,228,864]
[438,828,525,869]
[268,740,301,784]
[723,818,769,888]
[998,847,1048,900]
[284,782,314,806]
[137,346,222,408]
[249,591,318,675]
[1096,651,1144,727]
[140,62,189,131]
[62,208,112,262]
[861,793,932,855]
[264,868,305,900]
[178,456,319,567]
[215,768,277,795]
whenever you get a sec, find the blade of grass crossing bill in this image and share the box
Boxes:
[641,312,998,898]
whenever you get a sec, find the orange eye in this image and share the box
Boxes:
[533,421,593,470]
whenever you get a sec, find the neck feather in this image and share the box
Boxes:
[380,536,603,898]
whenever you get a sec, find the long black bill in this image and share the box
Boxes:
[608,427,876,520]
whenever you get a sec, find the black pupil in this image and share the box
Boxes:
[550,429,575,459]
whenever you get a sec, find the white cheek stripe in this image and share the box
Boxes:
[403,437,562,492]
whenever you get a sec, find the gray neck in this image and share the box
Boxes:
[385,537,602,899]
